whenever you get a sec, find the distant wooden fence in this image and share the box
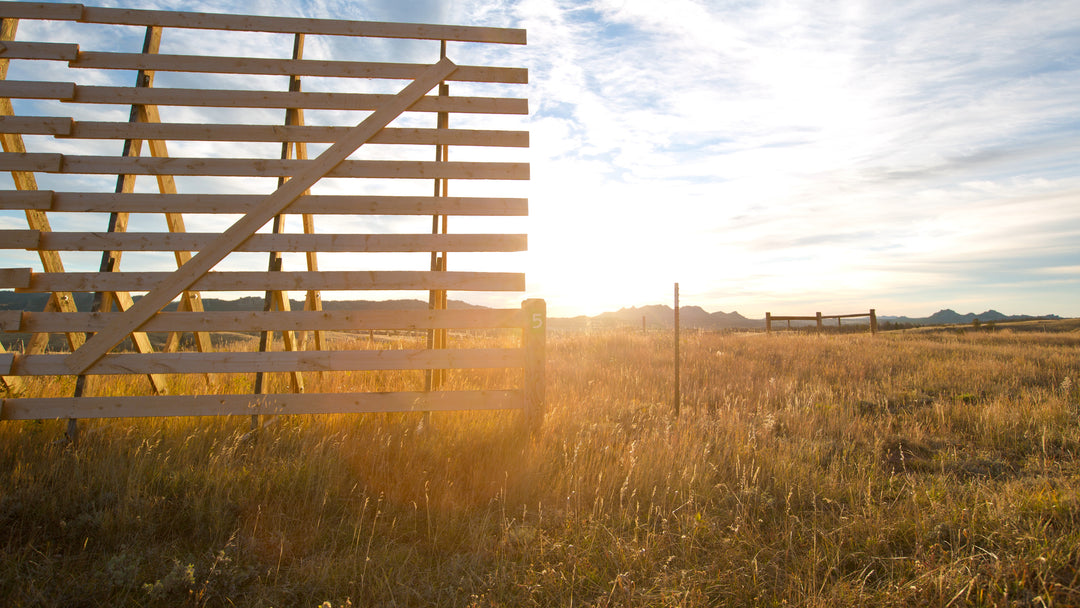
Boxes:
[765,309,877,334]
[0,3,543,426]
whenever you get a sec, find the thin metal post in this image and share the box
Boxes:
[674,282,680,417]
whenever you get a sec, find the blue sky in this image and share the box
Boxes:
[3,0,1079,318]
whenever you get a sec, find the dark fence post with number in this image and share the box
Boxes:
[523,299,546,428]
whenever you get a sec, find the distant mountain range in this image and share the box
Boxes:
[881,309,1062,326]
[549,305,1062,330]
[0,292,479,313]
[550,304,758,330]
[0,291,1063,331]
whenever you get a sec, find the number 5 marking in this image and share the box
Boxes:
[532,313,543,329]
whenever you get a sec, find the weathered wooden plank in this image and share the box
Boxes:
[0,229,40,248]
[0,3,85,21]
[31,232,527,253]
[19,347,525,376]
[70,85,527,114]
[1,390,524,421]
[0,80,75,100]
[42,193,529,216]
[65,122,528,147]
[0,116,73,135]
[52,155,530,180]
[74,6,527,44]
[0,311,22,331]
[0,189,52,209]
[0,152,61,172]
[72,52,527,84]
[23,270,526,293]
[0,268,32,288]
[15,308,528,333]
[66,57,459,373]
[0,41,79,61]
[0,81,525,114]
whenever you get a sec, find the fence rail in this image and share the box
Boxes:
[765,309,877,334]
[0,4,542,431]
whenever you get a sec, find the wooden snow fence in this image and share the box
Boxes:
[0,3,544,427]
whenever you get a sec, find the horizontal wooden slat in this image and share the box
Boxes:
[73,52,527,84]
[13,347,525,376]
[1,390,524,420]
[0,41,80,61]
[20,270,526,293]
[0,152,62,172]
[0,4,526,45]
[0,229,40,248]
[1,193,528,215]
[0,311,22,331]
[0,2,85,21]
[0,116,73,135]
[12,308,527,334]
[23,231,526,253]
[63,122,528,147]
[78,5,526,44]
[36,155,529,180]
[0,190,52,210]
[0,352,12,376]
[0,268,32,288]
[70,85,528,114]
[0,81,526,114]
[0,80,75,100]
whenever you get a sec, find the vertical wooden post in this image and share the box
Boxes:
[674,282,680,417]
[765,312,772,334]
[425,40,451,425]
[816,311,822,331]
[254,32,308,430]
[522,299,546,428]
[870,309,878,334]
[70,25,171,441]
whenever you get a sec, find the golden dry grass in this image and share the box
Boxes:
[2,325,1080,606]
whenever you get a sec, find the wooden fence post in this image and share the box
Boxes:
[815,311,822,331]
[870,309,878,334]
[765,312,771,334]
[523,299,546,428]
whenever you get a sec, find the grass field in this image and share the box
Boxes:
[2,323,1080,606]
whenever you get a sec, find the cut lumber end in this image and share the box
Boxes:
[0,310,23,331]
[0,268,32,288]
[0,229,40,249]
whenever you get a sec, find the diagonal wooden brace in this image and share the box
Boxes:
[66,57,458,374]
